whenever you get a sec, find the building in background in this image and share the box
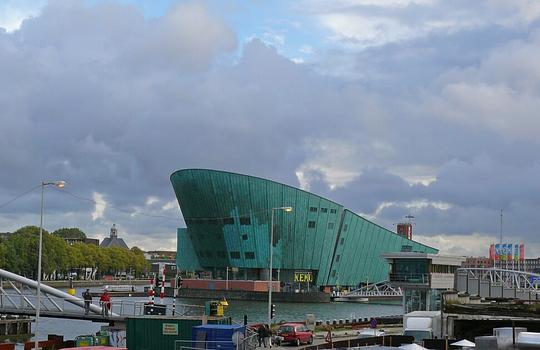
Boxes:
[100,224,129,249]
[144,250,177,264]
[382,252,466,312]
[171,168,438,289]
[461,257,493,268]
[64,237,99,246]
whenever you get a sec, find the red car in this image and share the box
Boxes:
[276,323,314,346]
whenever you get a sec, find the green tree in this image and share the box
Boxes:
[0,242,7,268]
[4,226,44,277]
[130,246,150,276]
[42,233,69,276]
[53,227,86,239]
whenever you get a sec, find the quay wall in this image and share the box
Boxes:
[173,287,330,303]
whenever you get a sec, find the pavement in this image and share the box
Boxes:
[253,326,403,350]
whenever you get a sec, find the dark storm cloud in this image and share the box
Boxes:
[2,1,540,254]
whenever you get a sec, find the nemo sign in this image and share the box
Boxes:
[294,271,313,283]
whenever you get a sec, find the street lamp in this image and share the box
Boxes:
[268,206,293,330]
[36,180,66,350]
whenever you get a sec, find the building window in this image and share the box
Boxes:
[205,251,213,257]
[308,221,316,228]
[320,208,328,213]
[343,224,348,231]
[217,251,227,258]
[230,251,241,259]
[340,238,344,244]
[309,207,318,212]
[330,209,337,214]
[240,217,251,225]
[242,234,248,240]
[328,222,334,229]
[245,252,255,259]
[223,217,234,225]
[331,270,336,277]
[336,255,341,262]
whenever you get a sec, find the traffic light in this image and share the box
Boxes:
[271,304,276,319]
[177,276,183,289]
[155,276,162,288]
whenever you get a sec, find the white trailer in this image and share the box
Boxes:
[403,310,442,343]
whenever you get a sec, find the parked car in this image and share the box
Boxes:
[357,328,386,338]
[275,323,313,346]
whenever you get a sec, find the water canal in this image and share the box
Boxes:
[22,287,402,348]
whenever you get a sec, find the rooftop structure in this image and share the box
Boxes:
[100,224,129,249]
[171,168,437,288]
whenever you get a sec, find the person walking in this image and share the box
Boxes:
[99,290,111,316]
[82,288,92,315]
[264,324,272,348]
[257,324,266,347]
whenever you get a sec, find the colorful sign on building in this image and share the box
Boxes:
[490,243,525,261]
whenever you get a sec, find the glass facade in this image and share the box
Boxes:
[391,259,430,284]
[172,169,438,286]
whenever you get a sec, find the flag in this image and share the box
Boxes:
[520,244,525,261]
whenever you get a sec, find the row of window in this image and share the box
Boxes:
[308,221,335,229]
[186,207,340,226]
[310,207,338,214]
[197,251,256,260]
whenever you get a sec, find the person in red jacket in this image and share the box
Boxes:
[99,290,111,316]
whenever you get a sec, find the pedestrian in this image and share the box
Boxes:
[99,289,111,316]
[82,288,92,315]
[264,324,272,348]
[257,324,265,347]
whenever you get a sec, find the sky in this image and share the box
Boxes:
[1,0,540,257]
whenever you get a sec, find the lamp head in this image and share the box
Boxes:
[283,207,293,212]
[55,181,66,188]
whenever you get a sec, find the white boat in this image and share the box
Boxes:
[103,285,137,292]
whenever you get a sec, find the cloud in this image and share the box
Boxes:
[1,0,540,254]
[305,0,540,48]
[0,0,46,32]
[91,192,107,221]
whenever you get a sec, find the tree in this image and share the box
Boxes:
[53,227,86,239]
[130,246,150,276]
[0,242,6,268]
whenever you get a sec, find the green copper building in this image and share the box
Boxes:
[171,169,437,287]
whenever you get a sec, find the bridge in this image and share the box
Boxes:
[333,281,402,302]
[0,268,204,321]
[456,267,540,300]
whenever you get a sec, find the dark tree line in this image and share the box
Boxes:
[0,226,149,279]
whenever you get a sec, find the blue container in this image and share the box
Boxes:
[192,324,245,350]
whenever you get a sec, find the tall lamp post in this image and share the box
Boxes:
[268,206,293,331]
[36,180,66,350]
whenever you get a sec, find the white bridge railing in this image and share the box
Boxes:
[457,267,540,292]
[0,268,204,319]
[342,281,402,298]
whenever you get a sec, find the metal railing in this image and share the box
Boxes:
[0,292,205,318]
[343,281,402,298]
[457,267,540,292]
